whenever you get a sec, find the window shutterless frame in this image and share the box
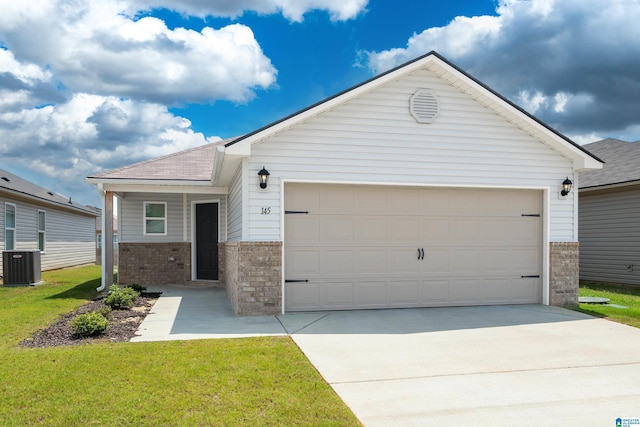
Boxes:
[143,202,167,236]
[4,202,16,250]
[37,209,46,252]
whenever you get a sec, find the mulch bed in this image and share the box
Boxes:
[19,293,161,348]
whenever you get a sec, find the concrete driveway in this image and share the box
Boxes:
[278,305,640,427]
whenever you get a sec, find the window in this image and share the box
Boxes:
[38,210,46,252]
[144,202,166,235]
[5,203,16,250]
[98,233,118,248]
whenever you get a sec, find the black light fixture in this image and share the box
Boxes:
[258,166,270,189]
[561,177,573,196]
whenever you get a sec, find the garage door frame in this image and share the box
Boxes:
[280,180,551,313]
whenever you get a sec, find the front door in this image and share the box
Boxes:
[195,203,219,280]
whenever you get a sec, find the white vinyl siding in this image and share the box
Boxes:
[0,196,96,272]
[120,193,227,243]
[246,67,575,241]
[579,186,640,285]
[227,165,243,241]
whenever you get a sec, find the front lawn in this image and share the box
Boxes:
[575,281,640,328]
[0,266,360,426]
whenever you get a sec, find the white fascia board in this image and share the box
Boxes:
[211,145,226,182]
[92,181,229,195]
[573,156,604,172]
[86,178,213,186]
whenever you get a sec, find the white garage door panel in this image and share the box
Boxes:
[285,184,542,311]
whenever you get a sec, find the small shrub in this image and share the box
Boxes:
[104,285,140,310]
[96,307,112,318]
[127,284,147,293]
[71,311,109,337]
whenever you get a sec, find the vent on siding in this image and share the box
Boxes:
[409,89,439,124]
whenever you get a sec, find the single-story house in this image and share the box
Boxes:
[579,138,640,285]
[1,168,100,279]
[87,51,603,315]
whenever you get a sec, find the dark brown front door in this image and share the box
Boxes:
[196,203,219,280]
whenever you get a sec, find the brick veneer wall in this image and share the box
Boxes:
[222,241,282,316]
[119,242,191,285]
[549,242,579,306]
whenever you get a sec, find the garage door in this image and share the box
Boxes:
[284,183,542,311]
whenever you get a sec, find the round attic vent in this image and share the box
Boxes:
[410,89,439,124]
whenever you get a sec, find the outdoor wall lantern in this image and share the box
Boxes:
[258,166,270,189]
[561,177,573,196]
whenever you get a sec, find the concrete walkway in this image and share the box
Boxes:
[132,287,640,426]
[130,286,286,342]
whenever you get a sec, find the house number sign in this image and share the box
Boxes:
[261,207,271,215]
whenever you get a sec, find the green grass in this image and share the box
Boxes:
[0,266,360,426]
[575,281,640,328]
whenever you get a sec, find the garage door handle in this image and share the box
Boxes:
[521,275,540,278]
[285,279,309,283]
[417,248,424,260]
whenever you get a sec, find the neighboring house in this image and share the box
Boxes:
[95,214,118,265]
[579,138,640,285]
[0,169,100,277]
[87,51,603,316]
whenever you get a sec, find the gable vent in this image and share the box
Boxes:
[410,89,439,124]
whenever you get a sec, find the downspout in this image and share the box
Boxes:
[97,187,114,292]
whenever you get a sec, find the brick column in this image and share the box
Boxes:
[222,241,282,316]
[549,242,579,306]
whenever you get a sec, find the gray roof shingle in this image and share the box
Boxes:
[579,139,640,189]
[89,138,236,181]
[0,169,100,216]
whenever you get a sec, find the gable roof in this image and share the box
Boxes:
[225,51,603,171]
[0,169,99,216]
[87,138,236,182]
[579,138,640,189]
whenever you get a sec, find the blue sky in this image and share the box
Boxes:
[1,0,640,206]
[168,0,499,139]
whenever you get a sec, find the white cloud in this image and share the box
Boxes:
[129,0,368,22]
[0,91,218,204]
[366,0,640,142]
[0,2,278,105]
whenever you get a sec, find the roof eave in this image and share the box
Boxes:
[226,51,603,171]
[86,178,214,186]
[0,187,99,217]
[580,179,640,192]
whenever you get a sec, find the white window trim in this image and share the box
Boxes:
[5,202,16,250]
[143,201,167,236]
[37,209,46,253]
